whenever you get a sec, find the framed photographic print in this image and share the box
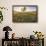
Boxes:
[12,5,38,23]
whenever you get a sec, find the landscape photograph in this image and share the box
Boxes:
[12,5,38,23]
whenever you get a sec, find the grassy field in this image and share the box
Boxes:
[13,11,37,22]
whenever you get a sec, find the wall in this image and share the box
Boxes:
[0,0,46,46]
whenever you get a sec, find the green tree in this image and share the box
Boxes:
[21,7,26,12]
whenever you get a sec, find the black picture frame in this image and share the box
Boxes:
[12,5,38,23]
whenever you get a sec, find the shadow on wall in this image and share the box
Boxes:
[0,39,2,46]
[0,31,5,46]
[44,38,46,46]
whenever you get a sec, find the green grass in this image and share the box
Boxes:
[13,11,37,22]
